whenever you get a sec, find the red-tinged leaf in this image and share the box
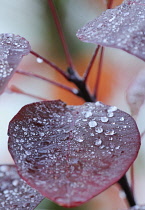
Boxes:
[8,100,140,207]
[0,165,44,209]
[76,0,145,62]
[0,33,31,94]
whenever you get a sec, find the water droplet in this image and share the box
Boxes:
[95,101,104,107]
[95,138,102,146]
[115,146,120,150]
[84,110,92,118]
[12,179,19,186]
[90,133,94,136]
[89,120,97,127]
[0,165,8,172]
[76,137,84,142]
[107,106,117,112]
[95,126,103,133]
[109,137,113,141]
[101,116,109,122]
[99,145,105,149]
[105,129,116,135]
[25,150,31,155]
[107,112,114,117]
[36,57,43,63]
[120,117,124,121]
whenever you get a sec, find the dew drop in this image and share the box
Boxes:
[12,179,19,186]
[90,133,95,136]
[95,101,104,107]
[115,146,120,150]
[36,57,43,63]
[120,117,124,121]
[105,129,116,136]
[107,106,117,112]
[95,126,103,133]
[107,112,114,117]
[101,116,109,122]
[84,110,92,118]
[95,138,102,146]
[76,137,84,142]
[25,150,31,155]
[89,121,97,127]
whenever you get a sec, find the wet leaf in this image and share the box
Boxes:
[76,0,145,61]
[0,33,31,94]
[0,165,44,210]
[8,100,140,207]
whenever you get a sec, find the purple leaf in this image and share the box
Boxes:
[8,100,140,207]
[0,33,31,94]
[0,165,44,209]
[76,0,145,61]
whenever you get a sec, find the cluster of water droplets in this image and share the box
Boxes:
[76,0,145,62]
[0,33,31,94]
[0,165,44,210]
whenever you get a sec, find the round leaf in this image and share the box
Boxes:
[8,100,140,207]
[0,33,31,94]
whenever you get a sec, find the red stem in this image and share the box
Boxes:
[10,85,47,101]
[107,0,114,9]
[83,46,100,82]
[93,47,104,99]
[48,0,73,68]
[16,69,78,95]
[30,50,69,79]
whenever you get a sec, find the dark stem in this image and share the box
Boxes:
[118,175,136,207]
[93,46,104,99]
[30,50,69,80]
[48,0,73,69]
[67,67,95,102]
[83,45,100,82]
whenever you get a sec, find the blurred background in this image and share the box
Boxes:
[0,0,145,209]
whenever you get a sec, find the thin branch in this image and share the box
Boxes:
[118,175,136,207]
[107,0,114,9]
[48,0,73,68]
[10,85,47,101]
[15,69,78,96]
[93,47,104,100]
[83,45,100,82]
[30,50,69,80]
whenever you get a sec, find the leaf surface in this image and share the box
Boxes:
[0,165,44,209]
[76,0,145,61]
[8,100,140,207]
[0,33,31,94]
